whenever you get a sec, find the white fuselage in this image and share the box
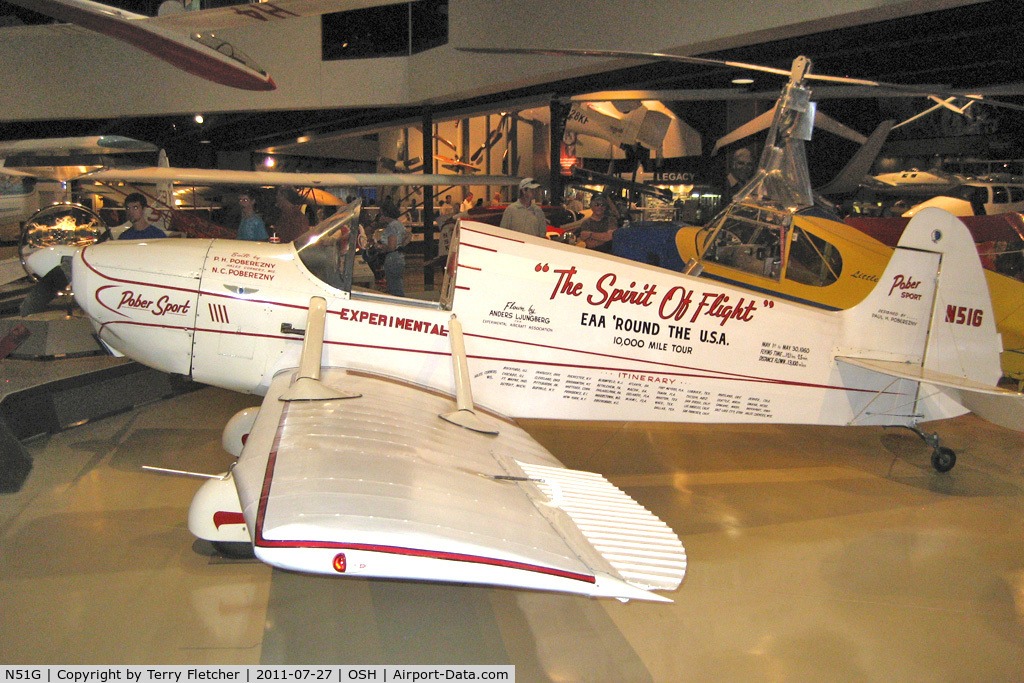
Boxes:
[71,219,979,429]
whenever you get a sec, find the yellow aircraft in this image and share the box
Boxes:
[551,53,1024,384]
[668,203,1024,384]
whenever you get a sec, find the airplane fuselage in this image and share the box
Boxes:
[72,218,989,431]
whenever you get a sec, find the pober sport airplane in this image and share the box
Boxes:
[64,182,1024,601]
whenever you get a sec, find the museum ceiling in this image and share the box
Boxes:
[2,0,1023,168]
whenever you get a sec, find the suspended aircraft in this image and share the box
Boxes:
[864,170,1024,217]
[564,102,673,156]
[3,0,277,90]
[0,135,159,242]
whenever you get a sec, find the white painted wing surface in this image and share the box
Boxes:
[231,369,686,602]
[149,0,411,31]
[87,167,521,187]
[515,461,686,592]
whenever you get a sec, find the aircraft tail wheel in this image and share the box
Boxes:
[931,446,956,473]
[891,425,957,472]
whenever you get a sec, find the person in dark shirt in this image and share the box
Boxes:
[118,193,167,240]
[272,187,310,242]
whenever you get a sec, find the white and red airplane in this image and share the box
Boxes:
[4,0,415,91]
[4,0,276,90]
[63,194,1024,602]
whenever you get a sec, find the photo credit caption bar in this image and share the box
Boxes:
[0,667,514,682]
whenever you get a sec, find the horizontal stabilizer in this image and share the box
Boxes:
[837,356,1024,431]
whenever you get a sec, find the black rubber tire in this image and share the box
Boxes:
[931,446,957,473]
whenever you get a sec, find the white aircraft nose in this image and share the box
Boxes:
[72,239,212,375]
[23,245,80,280]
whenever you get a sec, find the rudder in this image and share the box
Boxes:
[839,207,1002,385]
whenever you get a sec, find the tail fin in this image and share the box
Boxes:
[837,208,1021,428]
[816,120,894,196]
[918,209,1001,383]
[624,106,672,150]
[838,208,948,365]
[147,149,173,234]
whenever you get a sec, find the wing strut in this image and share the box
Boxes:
[440,314,499,434]
[280,297,360,402]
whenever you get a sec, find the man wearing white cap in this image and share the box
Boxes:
[500,178,547,238]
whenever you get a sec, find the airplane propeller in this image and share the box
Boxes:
[19,266,69,317]
[430,134,483,173]
[893,97,977,129]
[378,156,423,173]
[17,203,109,315]
[434,155,481,174]
[470,114,513,165]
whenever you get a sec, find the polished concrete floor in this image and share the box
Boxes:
[1,380,1023,680]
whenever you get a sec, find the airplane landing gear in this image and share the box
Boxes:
[931,446,957,473]
[897,426,957,472]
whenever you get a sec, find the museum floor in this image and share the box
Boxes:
[2,387,1023,679]
[2,258,1024,680]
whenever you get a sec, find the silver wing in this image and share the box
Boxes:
[86,167,522,188]
[220,369,687,602]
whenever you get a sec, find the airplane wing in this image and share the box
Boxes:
[148,0,410,31]
[0,136,159,181]
[86,167,522,187]
[4,0,276,90]
[0,136,157,157]
[835,356,1024,431]
[864,170,962,194]
[230,368,687,601]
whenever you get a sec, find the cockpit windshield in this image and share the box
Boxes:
[699,202,790,280]
[294,199,361,291]
[190,33,269,76]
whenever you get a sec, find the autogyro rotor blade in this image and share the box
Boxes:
[457,47,1024,112]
